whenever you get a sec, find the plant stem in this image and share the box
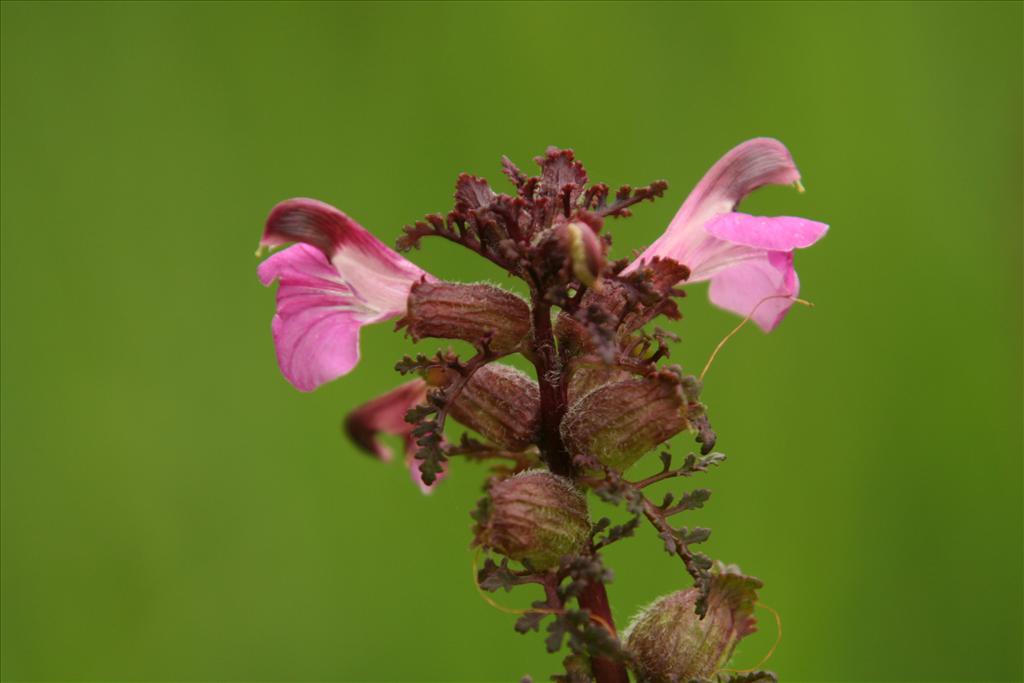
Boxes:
[530,292,630,683]
[530,298,573,478]
[578,581,629,683]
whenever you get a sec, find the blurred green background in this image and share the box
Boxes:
[1,1,1021,681]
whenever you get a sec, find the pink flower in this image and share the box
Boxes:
[257,198,432,391]
[628,138,828,332]
[343,379,447,493]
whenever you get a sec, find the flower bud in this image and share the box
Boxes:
[449,363,540,451]
[625,565,761,682]
[474,470,590,570]
[564,221,606,287]
[404,281,531,353]
[560,371,691,472]
[538,220,607,288]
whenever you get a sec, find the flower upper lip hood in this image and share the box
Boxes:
[626,137,828,332]
[257,198,432,392]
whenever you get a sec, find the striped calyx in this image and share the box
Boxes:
[474,470,591,571]
[403,281,531,353]
[560,370,693,473]
[449,363,540,451]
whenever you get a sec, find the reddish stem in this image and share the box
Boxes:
[530,298,573,478]
[579,581,630,683]
[530,292,630,683]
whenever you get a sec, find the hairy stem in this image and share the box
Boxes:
[530,297,573,478]
[578,581,629,683]
[530,291,629,683]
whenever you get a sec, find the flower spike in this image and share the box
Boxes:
[256,145,826,683]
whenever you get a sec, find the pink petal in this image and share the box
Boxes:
[257,198,433,391]
[705,212,828,251]
[343,379,447,494]
[258,244,380,391]
[344,379,429,462]
[707,251,799,332]
[261,198,430,314]
[629,138,802,273]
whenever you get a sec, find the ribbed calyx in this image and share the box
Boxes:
[560,370,693,473]
[624,563,761,682]
[474,470,591,570]
[404,281,531,353]
[449,363,540,450]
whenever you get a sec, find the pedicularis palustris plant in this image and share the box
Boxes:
[257,139,827,683]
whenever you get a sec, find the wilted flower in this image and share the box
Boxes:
[628,138,828,331]
[343,379,447,493]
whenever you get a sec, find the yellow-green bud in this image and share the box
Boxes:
[564,221,606,288]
